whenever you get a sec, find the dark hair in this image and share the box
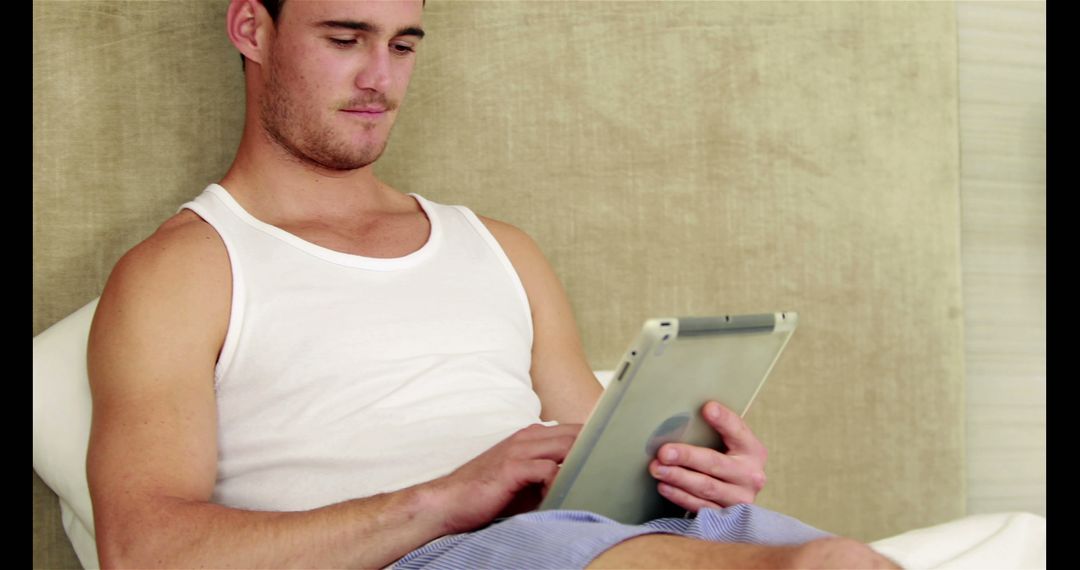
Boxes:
[240,0,284,69]
[262,0,283,23]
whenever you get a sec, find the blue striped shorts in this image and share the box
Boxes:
[393,505,833,569]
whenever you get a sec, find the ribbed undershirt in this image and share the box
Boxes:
[178,184,542,511]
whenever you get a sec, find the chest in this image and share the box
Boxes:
[279,212,430,258]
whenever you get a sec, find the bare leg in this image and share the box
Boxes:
[587,535,902,569]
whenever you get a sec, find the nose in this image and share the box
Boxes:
[356,44,392,93]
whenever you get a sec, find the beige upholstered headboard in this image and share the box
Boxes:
[34,1,965,566]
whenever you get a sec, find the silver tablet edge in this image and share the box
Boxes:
[539,312,798,510]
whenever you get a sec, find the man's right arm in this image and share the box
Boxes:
[86,212,578,568]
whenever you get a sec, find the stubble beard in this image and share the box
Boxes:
[259,58,391,171]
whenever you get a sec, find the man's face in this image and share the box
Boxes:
[258,0,424,171]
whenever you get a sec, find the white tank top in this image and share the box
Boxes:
[178,184,542,512]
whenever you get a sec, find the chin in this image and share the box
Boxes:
[310,147,387,171]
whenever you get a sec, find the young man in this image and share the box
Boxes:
[85,1,900,567]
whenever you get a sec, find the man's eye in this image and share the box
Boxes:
[329,38,356,47]
[392,43,415,55]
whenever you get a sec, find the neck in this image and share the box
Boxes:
[218,117,403,226]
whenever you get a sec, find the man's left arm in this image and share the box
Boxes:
[479,215,602,425]
[480,217,767,508]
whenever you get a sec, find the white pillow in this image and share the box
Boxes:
[33,298,100,570]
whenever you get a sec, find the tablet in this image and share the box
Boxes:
[537,312,798,524]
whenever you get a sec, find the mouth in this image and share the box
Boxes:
[342,107,388,119]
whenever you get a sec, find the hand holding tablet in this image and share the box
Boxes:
[538,313,798,524]
[649,400,769,512]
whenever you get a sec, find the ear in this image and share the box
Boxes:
[226,0,273,67]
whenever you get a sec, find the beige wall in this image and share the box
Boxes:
[957,1,1046,517]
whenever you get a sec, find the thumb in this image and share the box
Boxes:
[701,401,753,454]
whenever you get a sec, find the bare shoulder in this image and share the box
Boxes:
[128,209,229,269]
[90,209,232,384]
[475,214,545,267]
[474,214,560,297]
[475,214,527,242]
[475,215,601,422]
[105,210,230,301]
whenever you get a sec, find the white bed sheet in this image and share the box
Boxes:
[869,511,1046,569]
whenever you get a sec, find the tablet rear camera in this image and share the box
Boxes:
[646,413,692,457]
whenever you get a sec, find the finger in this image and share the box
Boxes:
[700,401,766,458]
[655,445,766,491]
[656,481,722,514]
[512,434,578,463]
[497,460,559,518]
[509,459,560,488]
[513,423,583,441]
[533,459,560,489]
[650,462,758,506]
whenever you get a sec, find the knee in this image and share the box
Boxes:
[790,536,903,569]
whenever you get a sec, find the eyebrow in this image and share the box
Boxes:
[316,20,426,39]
